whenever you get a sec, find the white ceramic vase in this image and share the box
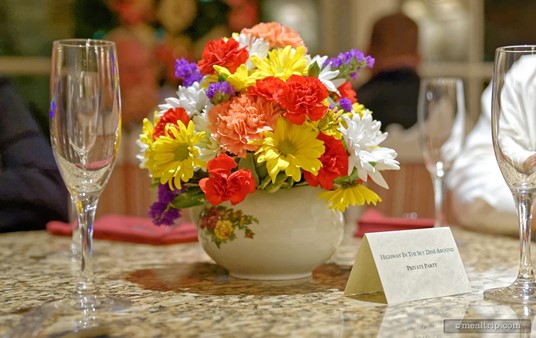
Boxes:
[194,185,344,280]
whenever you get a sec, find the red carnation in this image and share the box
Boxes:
[206,152,238,174]
[278,75,328,125]
[248,76,285,102]
[153,107,190,139]
[337,82,357,103]
[304,133,348,190]
[198,38,249,75]
[200,154,256,206]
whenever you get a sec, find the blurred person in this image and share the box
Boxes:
[0,77,69,232]
[356,12,421,131]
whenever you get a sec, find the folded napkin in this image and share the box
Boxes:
[47,215,198,245]
[355,208,434,237]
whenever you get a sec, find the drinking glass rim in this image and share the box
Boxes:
[496,45,536,54]
[53,38,115,48]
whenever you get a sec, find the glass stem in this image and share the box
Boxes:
[70,199,81,260]
[514,191,535,281]
[432,173,446,227]
[73,193,99,300]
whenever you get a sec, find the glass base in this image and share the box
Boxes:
[7,296,131,337]
[484,278,536,304]
[50,294,132,313]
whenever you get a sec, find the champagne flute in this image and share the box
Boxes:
[484,45,536,304]
[49,39,129,312]
[418,77,465,227]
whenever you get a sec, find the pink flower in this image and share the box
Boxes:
[208,94,282,157]
[240,22,305,51]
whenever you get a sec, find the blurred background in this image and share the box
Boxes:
[1,0,535,219]
[2,0,536,132]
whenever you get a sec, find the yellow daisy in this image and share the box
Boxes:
[309,106,344,140]
[352,102,367,116]
[145,121,206,190]
[319,183,382,211]
[138,113,158,169]
[253,117,324,183]
[139,112,157,147]
[200,73,219,89]
[213,64,263,92]
[250,46,308,80]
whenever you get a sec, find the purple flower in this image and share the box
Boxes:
[339,97,352,112]
[206,81,236,104]
[175,58,203,86]
[325,49,375,81]
[157,183,179,204]
[148,184,182,226]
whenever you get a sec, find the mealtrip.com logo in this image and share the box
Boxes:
[444,319,532,333]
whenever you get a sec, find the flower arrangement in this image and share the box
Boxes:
[138,22,399,245]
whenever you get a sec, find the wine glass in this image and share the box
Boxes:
[418,77,465,227]
[484,45,536,304]
[49,39,129,312]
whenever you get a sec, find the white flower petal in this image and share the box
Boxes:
[341,112,399,181]
[177,82,212,116]
[236,33,269,70]
[310,55,344,95]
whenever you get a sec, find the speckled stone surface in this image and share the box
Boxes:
[1,224,535,337]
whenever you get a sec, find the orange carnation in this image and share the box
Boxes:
[208,94,282,157]
[240,22,306,51]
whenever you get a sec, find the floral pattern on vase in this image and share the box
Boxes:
[194,186,344,280]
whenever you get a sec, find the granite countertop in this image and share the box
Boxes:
[0,224,533,337]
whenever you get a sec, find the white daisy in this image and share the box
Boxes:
[154,83,217,165]
[157,82,212,118]
[308,55,345,94]
[191,107,220,163]
[341,111,399,188]
[234,33,270,70]
[136,139,149,169]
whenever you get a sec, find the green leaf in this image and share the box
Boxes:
[171,189,206,209]
[308,61,321,77]
[263,173,294,192]
[238,153,260,185]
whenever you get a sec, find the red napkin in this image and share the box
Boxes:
[355,208,434,237]
[46,215,198,245]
